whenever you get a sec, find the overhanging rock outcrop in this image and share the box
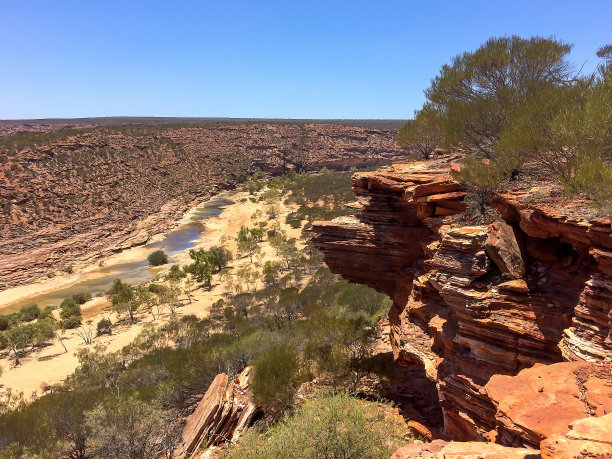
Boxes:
[311,159,612,451]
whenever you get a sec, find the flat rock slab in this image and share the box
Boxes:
[392,440,539,459]
[485,361,612,448]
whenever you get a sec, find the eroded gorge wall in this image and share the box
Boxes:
[312,159,612,449]
[0,123,405,289]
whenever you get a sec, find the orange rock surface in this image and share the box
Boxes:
[312,158,612,455]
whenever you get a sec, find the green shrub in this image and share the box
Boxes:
[0,388,106,457]
[38,306,55,321]
[337,284,391,316]
[0,334,8,351]
[450,155,520,220]
[250,344,304,417]
[426,36,573,158]
[61,316,82,330]
[166,264,186,281]
[147,283,164,294]
[397,104,444,159]
[207,246,233,272]
[262,261,281,284]
[97,318,112,336]
[226,393,408,459]
[72,292,93,305]
[147,250,168,266]
[562,152,612,214]
[19,304,40,322]
[0,317,8,331]
[85,396,174,459]
[285,212,303,229]
[60,298,82,319]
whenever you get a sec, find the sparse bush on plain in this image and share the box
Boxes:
[96,318,112,336]
[19,304,40,322]
[147,250,168,266]
[72,292,93,305]
[0,166,394,456]
[166,264,186,281]
[61,316,82,330]
[59,298,82,319]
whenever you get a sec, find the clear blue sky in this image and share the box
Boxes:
[1,0,610,120]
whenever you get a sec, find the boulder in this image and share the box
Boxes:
[173,366,260,458]
[486,221,525,279]
[498,279,529,293]
[406,420,435,441]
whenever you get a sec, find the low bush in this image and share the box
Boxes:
[19,305,40,322]
[85,396,175,459]
[166,264,186,281]
[147,283,163,294]
[38,306,55,320]
[226,393,408,459]
[96,318,112,336]
[250,344,305,417]
[61,316,82,330]
[147,250,168,266]
[59,298,82,320]
[72,292,93,305]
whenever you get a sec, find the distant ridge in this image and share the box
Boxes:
[0,117,408,132]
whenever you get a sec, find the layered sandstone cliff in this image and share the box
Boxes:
[312,158,612,455]
[0,123,405,289]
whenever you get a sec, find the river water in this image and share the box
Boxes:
[2,196,233,314]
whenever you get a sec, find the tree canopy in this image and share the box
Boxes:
[425,35,575,159]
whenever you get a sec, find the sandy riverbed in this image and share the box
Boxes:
[0,192,235,314]
[0,188,303,396]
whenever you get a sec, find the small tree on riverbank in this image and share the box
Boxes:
[236,226,261,263]
[108,280,148,324]
[184,249,213,288]
[147,250,168,266]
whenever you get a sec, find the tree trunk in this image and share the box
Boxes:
[59,335,67,353]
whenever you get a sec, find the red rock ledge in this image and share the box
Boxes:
[311,159,612,456]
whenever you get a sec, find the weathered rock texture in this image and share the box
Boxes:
[392,440,539,459]
[312,158,612,454]
[0,122,405,289]
[540,413,612,458]
[173,366,260,458]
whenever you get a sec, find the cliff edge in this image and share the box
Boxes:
[312,157,612,456]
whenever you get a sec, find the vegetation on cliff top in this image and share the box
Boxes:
[399,36,612,212]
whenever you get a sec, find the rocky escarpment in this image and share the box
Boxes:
[0,123,405,289]
[312,159,612,454]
